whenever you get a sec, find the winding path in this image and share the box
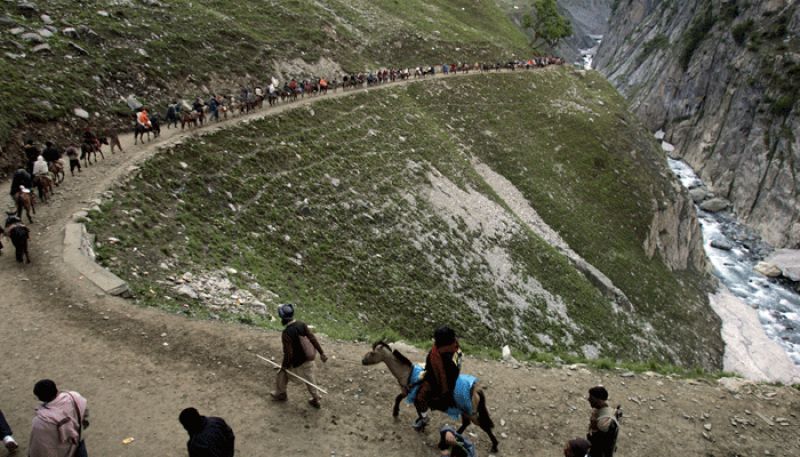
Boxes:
[1,67,798,457]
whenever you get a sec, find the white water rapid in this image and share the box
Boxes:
[664,138,800,383]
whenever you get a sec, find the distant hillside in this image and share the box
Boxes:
[0,0,530,173]
[88,68,723,369]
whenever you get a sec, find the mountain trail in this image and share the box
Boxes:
[1,68,798,457]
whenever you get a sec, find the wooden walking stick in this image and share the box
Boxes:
[256,354,329,395]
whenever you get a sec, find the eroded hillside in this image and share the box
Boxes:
[87,68,723,369]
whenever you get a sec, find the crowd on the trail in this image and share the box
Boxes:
[1,56,564,265]
[1,304,622,457]
[0,53,622,457]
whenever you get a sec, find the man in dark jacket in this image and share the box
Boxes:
[9,169,32,199]
[586,386,621,457]
[270,303,328,408]
[413,325,462,430]
[179,408,234,457]
[23,140,39,174]
[42,142,61,163]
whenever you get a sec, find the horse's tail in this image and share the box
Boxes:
[476,389,494,429]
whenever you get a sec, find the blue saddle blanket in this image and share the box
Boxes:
[406,364,477,419]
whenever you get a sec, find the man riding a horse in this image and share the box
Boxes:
[137,107,152,129]
[413,326,462,431]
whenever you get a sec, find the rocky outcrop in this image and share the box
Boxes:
[596,0,800,248]
[645,184,707,272]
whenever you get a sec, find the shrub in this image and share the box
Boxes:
[731,19,754,45]
[638,34,669,63]
[680,4,716,70]
[771,94,797,116]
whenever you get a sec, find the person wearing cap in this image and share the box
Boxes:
[270,304,328,408]
[178,407,235,457]
[586,386,620,457]
[413,325,463,431]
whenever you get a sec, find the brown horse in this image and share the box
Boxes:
[48,160,65,185]
[181,111,204,130]
[81,140,104,166]
[362,341,499,453]
[14,190,35,223]
[33,175,53,203]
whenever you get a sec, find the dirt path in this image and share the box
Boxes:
[1,70,799,457]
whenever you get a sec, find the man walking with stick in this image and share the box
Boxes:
[270,304,328,408]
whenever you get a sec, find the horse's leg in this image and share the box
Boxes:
[457,415,470,434]
[98,148,105,160]
[392,393,405,418]
[475,390,498,452]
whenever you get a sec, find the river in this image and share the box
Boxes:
[665,147,800,380]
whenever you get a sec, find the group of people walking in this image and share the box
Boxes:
[1,302,619,457]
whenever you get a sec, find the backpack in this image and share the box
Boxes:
[299,334,316,361]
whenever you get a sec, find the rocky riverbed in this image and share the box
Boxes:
[665,137,800,382]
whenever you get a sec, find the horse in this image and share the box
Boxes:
[32,175,53,203]
[362,341,499,453]
[180,110,204,130]
[14,190,35,223]
[4,220,30,264]
[48,160,65,185]
[80,139,104,166]
[134,114,161,145]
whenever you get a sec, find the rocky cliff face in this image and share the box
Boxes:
[596,0,800,248]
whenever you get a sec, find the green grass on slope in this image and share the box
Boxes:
[409,68,721,367]
[88,70,720,369]
[0,0,530,153]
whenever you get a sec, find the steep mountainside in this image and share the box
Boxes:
[596,0,800,248]
[87,69,721,369]
[554,0,611,62]
[0,0,530,174]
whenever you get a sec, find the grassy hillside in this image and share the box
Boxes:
[88,68,722,369]
[0,0,530,171]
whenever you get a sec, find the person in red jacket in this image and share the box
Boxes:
[413,325,462,430]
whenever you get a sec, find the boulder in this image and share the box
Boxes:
[689,187,708,203]
[31,43,51,53]
[37,28,52,38]
[754,261,782,278]
[654,129,665,140]
[126,95,143,111]
[17,2,38,16]
[0,16,16,26]
[62,27,78,38]
[20,32,44,43]
[40,14,53,25]
[700,198,730,213]
[710,238,733,251]
[763,249,800,281]
[176,284,198,300]
[73,108,90,119]
[9,27,25,35]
